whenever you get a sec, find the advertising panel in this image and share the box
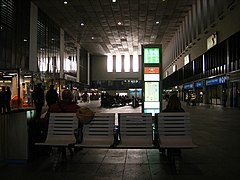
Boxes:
[144,82,159,101]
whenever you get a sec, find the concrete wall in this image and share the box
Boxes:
[91,55,142,81]
[163,3,240,78]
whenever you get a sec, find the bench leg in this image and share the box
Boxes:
[51,147,61,171]
[51,147,68,171]
[68,146,74,159]
[166,149,181,174]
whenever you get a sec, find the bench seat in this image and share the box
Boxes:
[116,113,156,148]
[75,113,116,148]
[35,113,78,171]
[157,112,197,173]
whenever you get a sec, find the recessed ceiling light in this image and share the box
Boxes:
[63,1,68,5]
[91,37,94,40]
[156,21,160,24]
[112,0,117,2]
[23,39,27,42]
[80,23,84,26]
[117,22,122,25]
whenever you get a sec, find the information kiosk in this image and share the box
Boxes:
[142,45,162,115]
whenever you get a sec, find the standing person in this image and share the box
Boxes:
[32,83,45,120]
[0,87,6,114]
[6,86,12,112]
[162,94,185,112]
[222,89,227,107]
[46,85,58,108]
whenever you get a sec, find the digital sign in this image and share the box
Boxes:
[144,48,160,64]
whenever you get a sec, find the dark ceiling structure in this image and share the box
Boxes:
[32,0,195,56]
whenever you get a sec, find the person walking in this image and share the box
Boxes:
[6,86,12,112]
[32,83,45,120]
[46,85,58,108]
[0,86,6,114]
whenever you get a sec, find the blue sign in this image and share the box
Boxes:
[183,83,193,89]
[194,81,203,88]
[206,76,226,86]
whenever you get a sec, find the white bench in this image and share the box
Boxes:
[116,113,156,148]
[75,113,116,148]
[35,113,78,171]
[157,112,197,173]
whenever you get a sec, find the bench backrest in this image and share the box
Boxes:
[82,113,115,141]
[157,112,191,138]
[118,113,154,148]
[46,113,78,140]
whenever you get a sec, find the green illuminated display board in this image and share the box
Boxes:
[144,48,160,64]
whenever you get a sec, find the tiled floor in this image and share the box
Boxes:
[1,100,240,180]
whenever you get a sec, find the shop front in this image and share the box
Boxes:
[183,83,195,105]
[205,75,227,105]
[228,70,240,107]
[194,81,204,103]
[0,69,36,110]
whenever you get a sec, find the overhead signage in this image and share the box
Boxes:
[194,81,203,88]
[183,83,193,89]
[143,48,160,64]
[206,76,226,86]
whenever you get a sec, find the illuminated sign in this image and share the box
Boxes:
[207,32,217,50]
[144,48,160,64]
[144,82,159,101]
[144,67,160,74]
[144,67,160,81]
[144,109,160,114]
[194,81,203,88]
[206,76,226,86]
[144,74,159,81]
[183,84,193,89]
[144,102,160,108]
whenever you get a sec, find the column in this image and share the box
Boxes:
[60,28,64,79]
[29,2,38,72]
[87,52,90,85]
[76,44,80,82]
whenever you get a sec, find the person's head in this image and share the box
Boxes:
[62,89,73,103]
[50,85,54,90]
[166,94,183,111]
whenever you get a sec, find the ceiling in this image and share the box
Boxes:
[32,0,195,56]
